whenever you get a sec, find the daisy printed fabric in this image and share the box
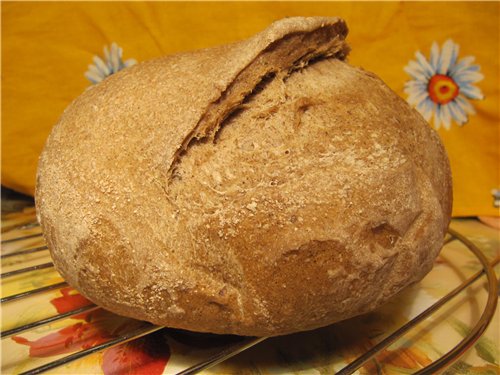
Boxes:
[85,43,136,84]
[404,40,484,130]
[1,2,499,216]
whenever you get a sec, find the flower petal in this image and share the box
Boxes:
[448,100,468,125]
[455,95,476,115]
[407,87,430,107]
[87,64,104,77]
[404,80,427,97]
[404,78,426,89]
[124,59,137,68]
[454,70,484,85]
[104,45,111,65]
[460,84,484,100]
[437,39,459,75]
[451,65,480,82]
[404,60,428,81]
[404,79,427,89]
[101,333,170,375]
[415,51,435,78]
[433,105,442,129]
[416,98,435,122]
[85,70,104,84]
[440,104,452,130]
[430,42,440,71]
[449,56,476,76]
[93,55,111,76]
[12,322,109,358]
[110,43,121,73]
[113,42,123,58]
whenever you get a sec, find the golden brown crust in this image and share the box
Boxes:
[36,17,452,337]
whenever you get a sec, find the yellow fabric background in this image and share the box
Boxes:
[2,2,499,216]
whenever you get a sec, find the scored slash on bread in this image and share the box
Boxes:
[166,17,350,181]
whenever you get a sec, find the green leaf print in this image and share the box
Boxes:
[448,317,499,365]
[445,360,498,375]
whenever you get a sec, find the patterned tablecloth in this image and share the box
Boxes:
[1,208,499,374]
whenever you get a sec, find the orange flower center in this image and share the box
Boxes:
[428,74,459,104]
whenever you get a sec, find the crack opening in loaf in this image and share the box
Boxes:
[166,23,350,186]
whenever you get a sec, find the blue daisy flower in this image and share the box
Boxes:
[404,39,484,130]
[85,42,137,84]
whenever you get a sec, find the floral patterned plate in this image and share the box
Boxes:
[1,208,498,374]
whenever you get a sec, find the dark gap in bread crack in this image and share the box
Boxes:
[165,23,349,188]
[213,71,276,144]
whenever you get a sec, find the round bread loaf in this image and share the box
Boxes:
[36,17,452,337]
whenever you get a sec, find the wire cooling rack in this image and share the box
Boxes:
[1,210,498,375]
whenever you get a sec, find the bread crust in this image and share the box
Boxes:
[36,17,452,336]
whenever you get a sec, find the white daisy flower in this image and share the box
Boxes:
[404,39,484,130]
[85,42,137,84]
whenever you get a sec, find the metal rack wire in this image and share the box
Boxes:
[1,214,498,375]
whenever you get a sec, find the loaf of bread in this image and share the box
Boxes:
[36,17,452,337]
